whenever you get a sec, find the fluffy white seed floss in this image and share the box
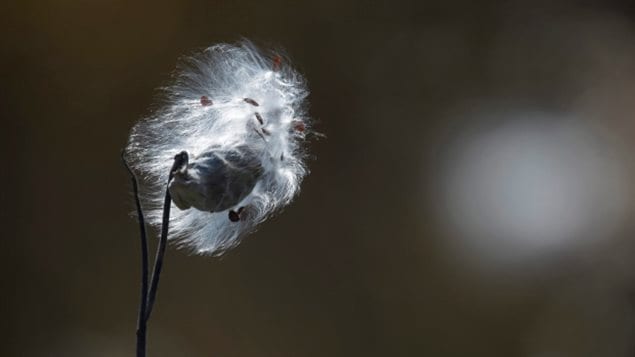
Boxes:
[126,42,311,255]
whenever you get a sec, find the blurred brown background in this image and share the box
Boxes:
[3,0,635,356]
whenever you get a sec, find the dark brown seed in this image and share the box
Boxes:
[292,120,305,132]
[244,98,259,106]
[228,210,240,222]
[254,112,264,125]
[200,96,213,106]
[272,55,282,71]
[253,128,266,141]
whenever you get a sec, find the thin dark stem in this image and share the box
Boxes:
[145,151,188,322]
[121,151,149,357]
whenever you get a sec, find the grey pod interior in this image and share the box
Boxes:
[168,145,263,213]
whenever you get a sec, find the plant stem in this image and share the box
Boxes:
[145,151,188,322]
[124,151,188,357]
[122,152,149,357]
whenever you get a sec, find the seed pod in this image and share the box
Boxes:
[168,147,263,213]
[125,41,313,255]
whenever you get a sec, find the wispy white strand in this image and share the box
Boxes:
[126,41,311,255]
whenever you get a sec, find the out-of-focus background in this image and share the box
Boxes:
[3,0,635,356]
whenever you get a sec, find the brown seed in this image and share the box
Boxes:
[272,55,282,71]
[254,112,264,125]
[292,120,305,132]
[228,210,240,222]
[200,96,213,106]
[253,128,267,141]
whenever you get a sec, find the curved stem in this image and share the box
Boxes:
[121,151,149,357]
[145,151,188,322]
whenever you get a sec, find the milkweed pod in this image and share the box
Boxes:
[125,41,314,255]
